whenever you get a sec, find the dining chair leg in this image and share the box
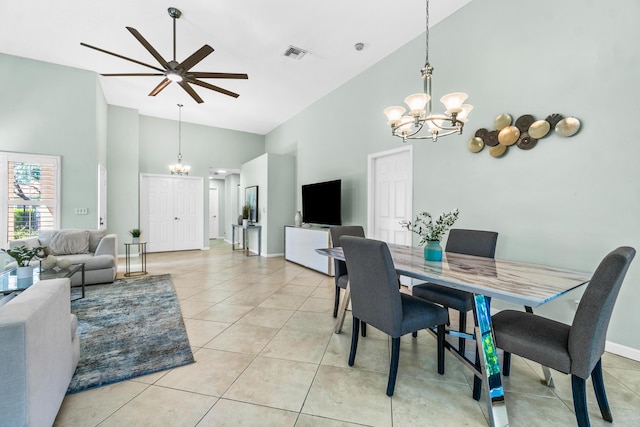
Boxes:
[437,324,445,375]
[361,322,367,337]
[348,318,360,366]
[571,375,590,427]
[333,286,341,318]
[472,347,482,401]
[458,311,467,356]
[591,359,613,422]
[412,331,418,337]
[503,352,511,376]
[387,337,401,396]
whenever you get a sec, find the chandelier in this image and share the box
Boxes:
[383,0,472,142]
[169,103,191,175]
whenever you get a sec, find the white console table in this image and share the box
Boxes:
[284,226,334,276]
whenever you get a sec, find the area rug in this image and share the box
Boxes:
[66,274,194,394]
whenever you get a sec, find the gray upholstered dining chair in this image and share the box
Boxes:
[411,229,498,356]
[340,236,448,396]
[329,225,365,318]
[492,246,635,427]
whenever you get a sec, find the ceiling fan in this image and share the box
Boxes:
[80,7,248,104]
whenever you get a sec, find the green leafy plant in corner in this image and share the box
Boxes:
[242,204,250,219]
[1,245,47,267]
[129,228,142,238]
[400,209,460,246]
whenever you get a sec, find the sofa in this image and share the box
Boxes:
[10,229,118,286]
[0,278,80,427]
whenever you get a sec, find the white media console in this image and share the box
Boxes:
[284,225,334,276]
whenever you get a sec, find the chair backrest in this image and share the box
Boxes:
[340,236,403,337]
[445,229,498,258]
[569,246,635,378]
[330,226,365,282]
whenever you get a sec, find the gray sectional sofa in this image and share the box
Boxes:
[0,278,80,427]
[9,229,118,285]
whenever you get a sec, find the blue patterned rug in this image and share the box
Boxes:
[66,274,194,394]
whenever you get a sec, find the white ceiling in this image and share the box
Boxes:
[0,0,470,135]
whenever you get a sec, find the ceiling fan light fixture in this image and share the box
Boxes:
[166,71,183,82]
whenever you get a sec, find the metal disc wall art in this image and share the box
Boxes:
[468,112,581,157]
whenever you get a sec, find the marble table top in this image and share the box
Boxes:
[317,245,591,307]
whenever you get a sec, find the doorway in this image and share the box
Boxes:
[209,187,219,239]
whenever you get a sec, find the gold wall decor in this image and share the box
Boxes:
[469,113,581,157]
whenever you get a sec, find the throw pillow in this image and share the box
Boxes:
[88,229,107,253]
[48,230,90,256]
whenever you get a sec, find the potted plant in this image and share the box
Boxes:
[400,209,459,261]
[241,204,250,227]
[1,245,47,278]
[129,228,142,243]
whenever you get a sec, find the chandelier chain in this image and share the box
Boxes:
[425,0,430,67]
[177,103,183,157]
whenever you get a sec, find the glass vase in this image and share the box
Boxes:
[424,241,443,261]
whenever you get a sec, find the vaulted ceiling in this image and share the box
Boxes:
[1,0,470,134]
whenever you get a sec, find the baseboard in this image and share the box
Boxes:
[265,252,283,258]
[605,341,640,362]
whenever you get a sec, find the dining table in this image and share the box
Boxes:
[316,243,591,427]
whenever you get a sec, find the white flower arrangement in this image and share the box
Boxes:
[400,209,460,246]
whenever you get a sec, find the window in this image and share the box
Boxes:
[1,153,60,246]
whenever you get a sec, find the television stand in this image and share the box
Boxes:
[284,225,334,276]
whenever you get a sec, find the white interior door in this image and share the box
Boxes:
[368,146,412,245]
[173,178,203,251]
[98,164,107,230]
[141,175,174,252]
[209,188,219,239]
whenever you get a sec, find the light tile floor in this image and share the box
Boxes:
[54,240,640,426]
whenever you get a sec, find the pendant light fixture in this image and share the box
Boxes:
[383,0,472,142]
[169,103,191,175]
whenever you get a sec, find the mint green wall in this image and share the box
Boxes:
[266,0,640,352]
[267,154,295,255]
[138,115,264,246]
[96,82,108,167]
[240,153,295,255]
[224,174,241,242]
[107,105,140,253]
[0,53,104,229]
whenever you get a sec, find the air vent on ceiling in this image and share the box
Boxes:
[284,45,308,60]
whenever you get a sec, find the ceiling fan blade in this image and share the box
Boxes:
[189,78,240,98]
[148,78,172,97]
[81,42,166,73]
[126,27,170,69]
[101,73,165,77]
[179,45,214,72]
[178,81,204,104]
[190,72,248,80]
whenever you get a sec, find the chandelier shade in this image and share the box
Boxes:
[383,0,471,142]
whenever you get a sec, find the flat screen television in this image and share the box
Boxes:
[301,179,342,226]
